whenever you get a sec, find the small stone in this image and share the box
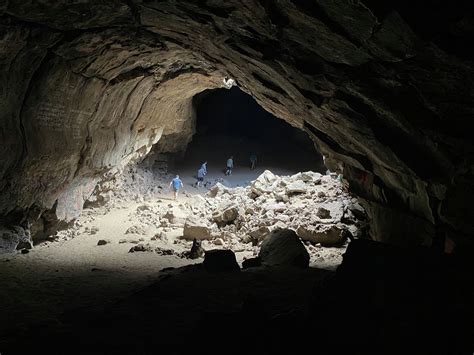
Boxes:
[213,238,224,246]
[97,239,108,246]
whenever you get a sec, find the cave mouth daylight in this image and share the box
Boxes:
[172,86,326,187]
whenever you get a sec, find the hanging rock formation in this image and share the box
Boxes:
[0,1,473,249]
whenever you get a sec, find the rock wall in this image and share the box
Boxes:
[0,1,473,248]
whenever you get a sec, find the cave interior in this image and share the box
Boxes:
[0,0,473,353]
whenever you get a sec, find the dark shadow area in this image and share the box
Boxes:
[3,238,472,355]
[177,87,325,174]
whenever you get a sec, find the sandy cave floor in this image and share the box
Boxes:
[0,162,353,342]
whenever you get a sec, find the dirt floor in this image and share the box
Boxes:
[0,156,342,339]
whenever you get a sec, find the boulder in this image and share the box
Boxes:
[203,249,240,272]
[182,216,211,240]
[208,182,226,198]
[348,202,366,220]
[296,225,347,247]
[259,229,309,268]
[1,226,33,254]
[316,208,331,219]
[248,226,271,242]
[212,204,239,226]
[251,170,278,195]
[286,181,307,194]
[97,239,109,246]
[293,171,322,183]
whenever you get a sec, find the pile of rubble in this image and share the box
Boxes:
[185,170,365,244]
[119,169,367,268]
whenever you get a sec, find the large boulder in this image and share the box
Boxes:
[203,249,240,272]
[0,226,33,254]
[212,204,239,226]
[259,229,309,268]
[296,225,347,247]
[285,181,307,194]
[182,216,211,240]
[251,170,278,196]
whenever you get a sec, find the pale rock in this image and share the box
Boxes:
[286,181,307,194]
[182,216,211,240]
[296,225,346,247]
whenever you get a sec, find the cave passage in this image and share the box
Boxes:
[174,87,325,187]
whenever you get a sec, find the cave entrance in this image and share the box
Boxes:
[174,87,325,188]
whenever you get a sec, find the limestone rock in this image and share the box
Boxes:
[182,216,211,241]
[248,226,271,242]
[259,229,309,268]
[0,226,33,254]
[286,181,307,194]
[296,225,346,247]
[212,205,239,226]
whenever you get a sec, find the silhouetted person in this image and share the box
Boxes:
[169,175,183,200]
[225,156,234,175]
[249,153,257,170]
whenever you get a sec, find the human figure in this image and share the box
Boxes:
[169,175,183,200]
[200,161,207,175]
[195,167,205,188]
[225,156,234,175]
[249,153,257,170]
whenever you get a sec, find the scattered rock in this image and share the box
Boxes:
[182,216,211,240]
[97,239,109,246]
[248,226,270,242]
[213,238,224,246]
[212,204,239,226]
[129,243,153,252]
[286,181,307,194]
[317,208,331,219]
[203,249,240,272]
[296,225,346,247]
[259,229,309,268]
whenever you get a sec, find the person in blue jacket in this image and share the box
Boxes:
[169,175,183,200]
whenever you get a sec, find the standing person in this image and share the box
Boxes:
[249,153,257,170]
[225,156,234,176]
[169,175,183,200]
[195,167,205,188]
[200,161,207,175]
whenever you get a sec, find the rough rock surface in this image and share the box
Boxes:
[0,1,473,249]
[182,216,211,241]
[203,249,240,273]
[259,229,310,268]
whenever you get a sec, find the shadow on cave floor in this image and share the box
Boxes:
[2,238,472,355]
